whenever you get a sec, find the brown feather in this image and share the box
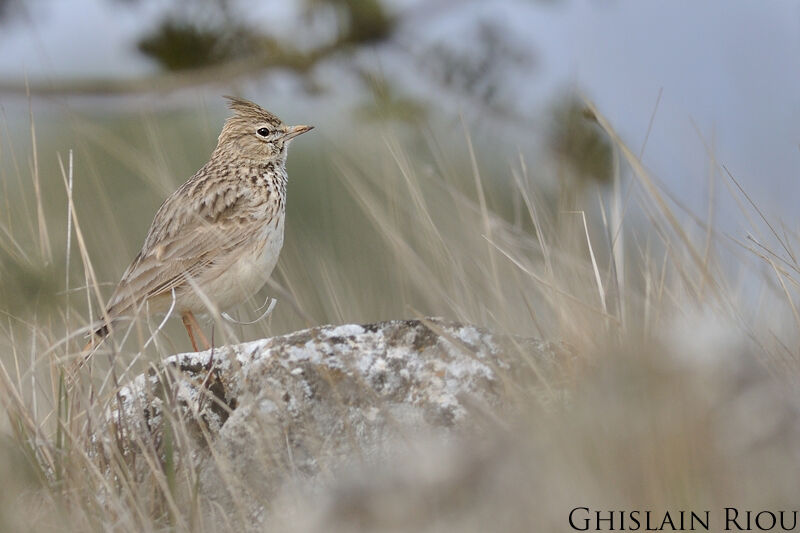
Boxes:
[91,96,310,342]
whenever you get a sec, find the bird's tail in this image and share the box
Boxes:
[82,318,112,348]
[70,320,113,379]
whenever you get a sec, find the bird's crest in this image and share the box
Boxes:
[224,95,282,127]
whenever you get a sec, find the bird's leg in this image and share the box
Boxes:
[182,312,200,351]
[181,311,211,351]
[187,311,212,350]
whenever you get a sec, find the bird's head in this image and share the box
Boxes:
[216,96,313,163]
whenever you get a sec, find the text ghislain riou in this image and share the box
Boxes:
[569,508,800,531]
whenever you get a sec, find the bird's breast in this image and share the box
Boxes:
[195,212,285,311]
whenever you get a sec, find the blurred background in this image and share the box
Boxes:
[0,0,797,210]
[2,2,800,531]
[2,0,798,336]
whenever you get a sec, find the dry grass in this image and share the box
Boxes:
[0,97,798,531]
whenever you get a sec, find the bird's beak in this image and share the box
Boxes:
[282,124,314,140]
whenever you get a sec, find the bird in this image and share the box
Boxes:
[84,96,312,354]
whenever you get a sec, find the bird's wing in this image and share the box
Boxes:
[105,185,261,317]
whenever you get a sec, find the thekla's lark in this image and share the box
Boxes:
[87,96,312,352]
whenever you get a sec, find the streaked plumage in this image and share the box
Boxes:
[91,96,312,349]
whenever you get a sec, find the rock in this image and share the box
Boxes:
[109,318,572,528]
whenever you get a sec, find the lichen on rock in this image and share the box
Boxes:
[108,317,572,527]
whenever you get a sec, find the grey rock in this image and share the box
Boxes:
[110,318,572,528]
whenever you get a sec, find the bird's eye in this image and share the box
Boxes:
[257,127,270,137]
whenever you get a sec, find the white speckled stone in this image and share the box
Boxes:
[108,318,572,530]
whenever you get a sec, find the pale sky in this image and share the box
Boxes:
[1,0,799,234]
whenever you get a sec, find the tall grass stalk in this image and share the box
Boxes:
[0,100,797,531]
